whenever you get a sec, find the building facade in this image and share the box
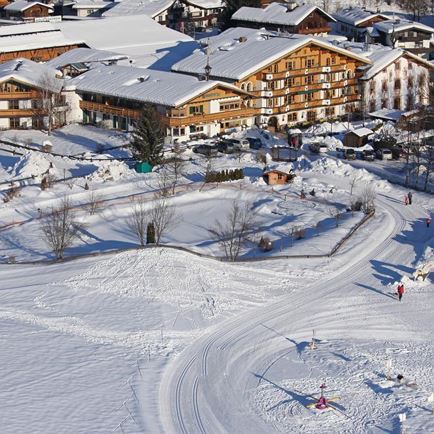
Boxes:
[232,3,335,36]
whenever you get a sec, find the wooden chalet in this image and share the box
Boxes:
[0,58,66,130]
[172,30,371,129]
[232,2,335,36]
[343,128,373,147]
[3,0,54,21]
[263,168,294,185]
[69,65,254,140]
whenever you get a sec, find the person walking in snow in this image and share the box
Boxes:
[407,191,413,205]
[426,217,431,228]
[397,283,405,301]
[404,195,409,205]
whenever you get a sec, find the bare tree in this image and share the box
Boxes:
[86,190,103,215]
[358,183,376,214]
[328,207,341,227]
[37,72,66,135]
[208,200,255,261]
[164,146,186,195]
[40,197,84,259]
[148,197,177,245]
[127,197,148,246]
[349,176,357,196]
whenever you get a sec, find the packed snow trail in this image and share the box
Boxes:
[159,191,433,433]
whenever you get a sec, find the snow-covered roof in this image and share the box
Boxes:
[46,47,128,69]
[373,19,434,34]
[56,15,193,54]
[333,7,389,27]
[368,108,404,121]
[72,0,112,9]
[330,40,434,80]
[348,127,374,137]
[185,0,223,8]
[103,0,174,18]
[0,21,54,36]
[232,3,335,27]
[0,58,62,92]
[0,29,85,54]
[172,28,371,81]
[71,64,246,107]
[4,0,53,11]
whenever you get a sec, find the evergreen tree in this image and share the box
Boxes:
[146,222,156,244]
[130,104,164,166]
[219,0,261,30]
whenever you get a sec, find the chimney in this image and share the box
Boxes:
[286,1,298,12]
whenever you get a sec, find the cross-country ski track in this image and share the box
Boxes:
[159,190,434,434]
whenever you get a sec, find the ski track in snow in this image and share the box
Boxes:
[158,186,434,433]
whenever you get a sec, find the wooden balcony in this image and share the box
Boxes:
[270,94,360,114]
[80,100,141,120]
[253,78,358,97]
[297,26,331,34]
[0,109,43,117]
[0,91,40,100]
[262,64,348,80]
[161,108,258,127]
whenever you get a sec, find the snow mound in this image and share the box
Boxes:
[86,158,134,182]
[10,152,59,180]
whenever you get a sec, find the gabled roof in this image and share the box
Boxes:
[0,29,85,54]
[172,28,371,81]
[103,0,174,18]
[184,0,222,8]
[71,64,248,107]
[0,58,62,92]
[72,0,112,9]
[347,127,373,137]
[46,47,128,69]
[333,7,389,27]
[4,0,53,12]
[373,19,434,34]
[232,3,335,27]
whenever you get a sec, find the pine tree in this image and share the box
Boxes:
[130,104,164,166]
[219,0,261,30]
[146,222,156,244]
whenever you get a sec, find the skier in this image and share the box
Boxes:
[397,283,405,301]
[407,191,413,205]
[427,217,431,228]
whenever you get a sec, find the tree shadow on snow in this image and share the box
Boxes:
[369,260,413,285]
[355,282,397,300]
[251,373,313,410]
[260,323,309,356]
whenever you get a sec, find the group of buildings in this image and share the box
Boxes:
[0,2,432,141]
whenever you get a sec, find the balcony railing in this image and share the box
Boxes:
[0,91,40,100]
[80,100,141,120]
[161,108,257,127]
[262,64,349,80]
[0,109,43,117]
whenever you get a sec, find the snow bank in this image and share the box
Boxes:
[86,158,134,182]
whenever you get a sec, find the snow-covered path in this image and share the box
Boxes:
[158,192,434,433]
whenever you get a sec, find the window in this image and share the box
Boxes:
[394,79,401,90]
[286,95,294,104]
[8,100,19,109]
[306,58,315,68]
[307,111,316,122]
[326,58,331,66]
[288,112,297,122]
[305,75,313,85]
[173,127,185,136]
[286,61,295,70]
[219,102,240,111]
[325,107,335,116]
[331,57,336,65]
[273,64,279,73]
[189,105,203,115]
[394,97,400,109]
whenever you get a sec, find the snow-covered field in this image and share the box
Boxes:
[0,124,433,433]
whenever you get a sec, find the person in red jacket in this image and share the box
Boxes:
[427,217,431,228]
[397,283,405,301]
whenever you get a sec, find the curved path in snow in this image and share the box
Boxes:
[158,189,431,433]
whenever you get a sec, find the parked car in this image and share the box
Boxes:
[362,150,375,161]
[309,142,328,154]
[345,149,356,160]
[229,138,250,151]
[217,141,235,154]
[246,137,262,150]
[192,144,218,156]
[376,148,393,160]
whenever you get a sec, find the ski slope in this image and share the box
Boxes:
[159,189,434,433]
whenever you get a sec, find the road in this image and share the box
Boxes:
[158,188,432,433]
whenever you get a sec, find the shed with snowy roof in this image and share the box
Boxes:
[343,128,374,147]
